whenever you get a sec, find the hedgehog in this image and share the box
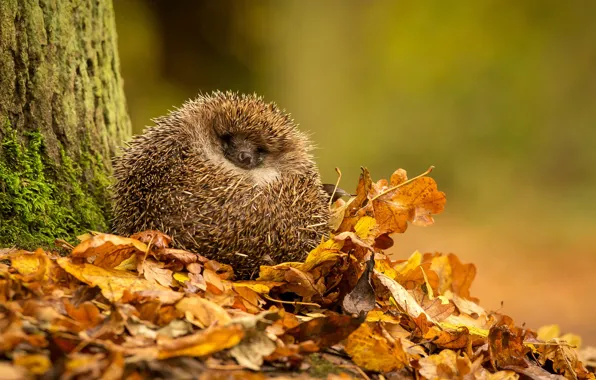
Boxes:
[111,92,330,279]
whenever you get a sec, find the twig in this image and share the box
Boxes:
[370,166,434,202]
[339,364,371,380]
[262,294,320,308]
[328,167,343,209]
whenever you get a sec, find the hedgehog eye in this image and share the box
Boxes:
[219,134,232,150]
[256,151,266,165]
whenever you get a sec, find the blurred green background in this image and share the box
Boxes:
[114,1,596,344]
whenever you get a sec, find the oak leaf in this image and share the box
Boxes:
[370,169,446,235]
[344,322,409,372]
[57,258,179,303]
[70,233,147,269]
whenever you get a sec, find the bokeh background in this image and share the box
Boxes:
[113,1,596,344]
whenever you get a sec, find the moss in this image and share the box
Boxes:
[0,126,109,249]
[308,354,343,378]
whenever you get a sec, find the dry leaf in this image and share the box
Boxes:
[344,322,409,372]
[57,258,179,303]
[176,296,232,328]
[158,324,244,359]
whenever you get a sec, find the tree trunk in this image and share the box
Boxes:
[0,0,130,248]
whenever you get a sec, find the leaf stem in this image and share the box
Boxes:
[370,166,434,202]
[262,293,321,308]
[328,167,343,209]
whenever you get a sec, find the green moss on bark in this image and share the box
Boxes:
[0,125,109,248]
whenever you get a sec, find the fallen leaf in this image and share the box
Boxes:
[176,296,232,328]
[488,323,531,370]
[283,311,365,349]
[342,255,375,316]
[344,322,409,372]
[375,270,436,323]
[158,324,244,359]
[140,259,174,287]
[57,258,177,303]
[229,331,276,370]
[12,353,51,375]
[130,230,173,248]
[70,233,147,269]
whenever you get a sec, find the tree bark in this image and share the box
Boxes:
[0,0,130,248]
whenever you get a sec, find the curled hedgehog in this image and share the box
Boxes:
[111,92,330,279]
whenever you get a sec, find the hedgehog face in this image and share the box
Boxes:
[194,96,314,185]
[220,133,267,170]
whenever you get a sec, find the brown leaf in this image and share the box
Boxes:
[281,267,320,300]
[488,323,531,370]
[424,325,471,349]
[130,230,173,248]
[348,167,373,216]
[411,289,456,322]
[283,311,365,349]
[70,233,147,269]
[63,300,104,330]
[140,259,174,287]
[342,255,375,316]
[418,350,519,380]
[154,248,206,265]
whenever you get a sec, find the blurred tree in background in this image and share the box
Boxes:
[114,1,596,343]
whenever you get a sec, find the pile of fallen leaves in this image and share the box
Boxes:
[1,168,595,379]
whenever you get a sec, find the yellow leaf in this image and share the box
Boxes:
[365,310,401,324]
[430,254,452,295]
[13,353,51,375]
[439,316,490,338]
[9,250,50,279]
[536,324,582,349]
[394,251,423,275]
[257,262,302,282]
[344,323,408,372]
[113,255,137,271]
[158,324,244,359]
[174,272,190,283]
[374,258,399,280]
[299,238,343,273]
[353,216,378,244]
[233,281,283,294]
[537,324,561,342]
[176,296,232,328]
[258,238,342,281]
[371,173,446,234]
[57,258,178,303]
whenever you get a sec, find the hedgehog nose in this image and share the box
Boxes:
[238,151,254,166]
